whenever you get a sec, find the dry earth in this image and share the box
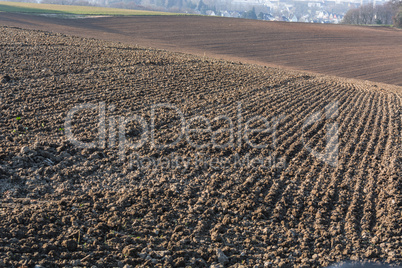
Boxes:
[0,13,402,86]
[0,26,402,268]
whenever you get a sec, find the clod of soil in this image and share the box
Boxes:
[1,74,11,83]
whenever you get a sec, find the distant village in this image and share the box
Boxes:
[202,1,346,24]
[193,0,390,24]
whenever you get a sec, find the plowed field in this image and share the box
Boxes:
[0,26,401,268]
[0,13,402,86]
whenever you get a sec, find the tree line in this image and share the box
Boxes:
[343,0,402,27]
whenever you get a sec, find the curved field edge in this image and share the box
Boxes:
[0,14,401,87]
[0,1,183,16]
[0,26,401,267]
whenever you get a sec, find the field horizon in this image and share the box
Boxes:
[0,12,401,87]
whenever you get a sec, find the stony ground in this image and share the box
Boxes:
[0,26,401,268]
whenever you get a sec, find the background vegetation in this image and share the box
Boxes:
[342,0,402,27]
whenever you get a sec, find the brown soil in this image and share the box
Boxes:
[0,13,402,86]
[0,26,402,268]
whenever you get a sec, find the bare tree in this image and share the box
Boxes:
[343,8,360,24]
[392,0,402,27]
[343,0,401,26]
[375,2,394,24]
